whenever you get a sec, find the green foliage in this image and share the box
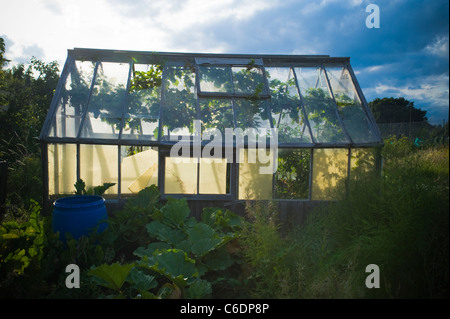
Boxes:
[88,262,135,292]
[0,200,44,276]
[275,149,310,199]
[129,196,243,298]
[240,139,449,298]
[240,201,294,298]
[74,179,115,196]
[73,188,243,299]
[369,97,427,123]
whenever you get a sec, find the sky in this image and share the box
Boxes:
[1,0,448,124]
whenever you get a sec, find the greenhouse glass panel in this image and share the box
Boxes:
[161,66,196,140]
[238,148,273,200]
[232,66,266,95]
[122,64,162,141]
[120,146,158,194]
[164,156,198,194]
[311,148,348,200]
[199,98,234,135]
[234,99,271,132]
[48,60,95,138]
[326,66,378,144]
[274,149,311,199]
[79,144,118,196]
[199,158,229,194]
[350,148,378,178]
[295,67,349,144]
[266,67,312,144]
[48,143,77,195]
[79,62,130,139]
[198,66,232,93]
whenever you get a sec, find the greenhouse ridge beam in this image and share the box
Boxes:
[69,48,350,66]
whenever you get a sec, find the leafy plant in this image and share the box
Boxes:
[74,179,115,196]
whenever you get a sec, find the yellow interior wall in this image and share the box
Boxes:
[79,144,118,195]
[238,149,273,200]
[48,143,77,195]
[311,148,349,200]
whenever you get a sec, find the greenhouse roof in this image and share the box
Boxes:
[39,48,382,148]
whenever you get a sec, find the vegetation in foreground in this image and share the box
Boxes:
[241,136,448,298]
[0,137,448,299]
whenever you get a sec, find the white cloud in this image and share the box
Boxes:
[365,73,449,108]
[425,35,449,58]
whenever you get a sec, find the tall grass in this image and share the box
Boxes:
[241,137,449,298]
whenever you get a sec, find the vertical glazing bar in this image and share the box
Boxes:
[158,66,167,141]
[76,61,100,140]
[292,67,316,145]
[76,143,80,182]
[158,150,165,195]
[322,65,353,145]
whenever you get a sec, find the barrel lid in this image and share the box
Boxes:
[53,195,105,208]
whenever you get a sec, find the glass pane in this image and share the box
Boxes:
[234,99,271,131]
[80,144,118,196]
[232,66,266,95]
[295,67,348,144]
[48,143,77,195]
[275,149,310,199]
[199,98,234,135]
[198,66,232,93]
[164,157,197,194]
[266,67,312,144]
[49,60,95,138]
[161,66,196,140]
[121,146,158,194]
[199,158,229,194]
[122,64,162,141]
[238,148,273,200]
[80,62,130,139]
[326,67,378,143]
[311,148,348,200]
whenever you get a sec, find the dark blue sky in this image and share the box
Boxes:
[1,0,448,124]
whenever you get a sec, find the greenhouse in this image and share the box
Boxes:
[39,48,383,215]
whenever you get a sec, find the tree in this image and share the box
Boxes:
[368,97,427,123]
[0,37,59,163]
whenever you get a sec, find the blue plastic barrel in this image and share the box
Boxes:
[52,195,108,242]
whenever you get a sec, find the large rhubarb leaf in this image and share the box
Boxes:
[88,262,134,291]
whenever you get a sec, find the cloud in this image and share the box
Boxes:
[425,35,449,58]
[42,0,63,15]
[23,44,45,59]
